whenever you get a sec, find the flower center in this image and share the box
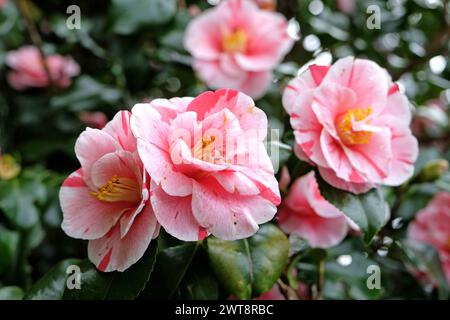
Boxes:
[222,29,248,53]
[336,108,373,145]
[90,175,140,202]
[192,135,223,163]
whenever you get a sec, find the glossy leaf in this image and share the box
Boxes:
[207,224,289,300]
[318,177,387,244]
[25,242,158,300]
[24,259,80,300]
[180,251,219,300]
[141,242,199,299]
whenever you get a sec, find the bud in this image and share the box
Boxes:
[0,154,21,180]
[418,159,449,182]
[79,111,108,129]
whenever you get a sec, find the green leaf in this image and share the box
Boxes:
[50,76,122,112]
[0,179,40,229]
[317,177,387,244]
[180,251,219,300]
[68,241,158,300]
[25,242,158,300]
[141,242,199,299]
[0,226,20,274]
[0,286,24,300]
[207,224,289,300]
[324,253,385,300]
[402,240,450,300]
[110,0,176,35]
[24,259,81,300]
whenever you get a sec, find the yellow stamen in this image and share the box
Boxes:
[90,175,140,202]
[336,108,373,145]
[222,29,248,53]
[192,136,216,161]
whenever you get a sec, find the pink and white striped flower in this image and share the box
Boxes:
[6,46,79,90]
[60,111,159,272]
[283,57,418,194]
[131,89,281,241]
[184,0,294,99]
[278,171,349,248]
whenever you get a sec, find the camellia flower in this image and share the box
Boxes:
[131,89,281,241]
[283,57,418,194]
[278,171,349,248]
[59,111,159,272]
[6,46,80,90]
[184,0,294,99]
[408,192,450,284]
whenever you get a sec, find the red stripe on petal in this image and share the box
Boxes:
[398,158,413,165]
[198,227,208,241]
[98,248,113,272]
[253,180,281,206]
[286,84,300,93]
[223,89,238,103]
[349,169,365,183]
[309,65,330,86]
[388,83,399,96]
[121,111,130,136]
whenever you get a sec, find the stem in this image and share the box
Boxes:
[14,0,54,88]
[277,279,299,300]
[287,252,304,288]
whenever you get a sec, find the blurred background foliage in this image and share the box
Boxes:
[0,0,449,300]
